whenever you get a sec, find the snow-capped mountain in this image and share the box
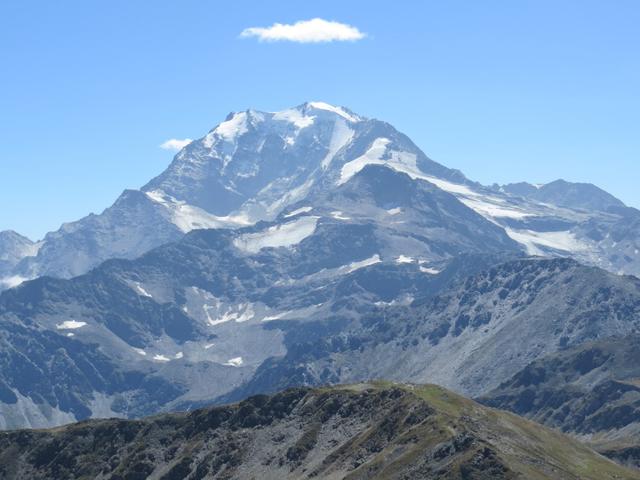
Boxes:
[3,102,639,292]
[2,102,640,432]
[1,102,472,288]
[411,176,640,277]
[141,102,468,225]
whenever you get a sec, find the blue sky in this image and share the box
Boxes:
[1,0,639,240]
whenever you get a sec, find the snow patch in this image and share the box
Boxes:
[284,206,312,218]
[233,216,319,253]
[56,320,87,330]
[133,282,152,298]
[204,302,255,326]
[458,197,532,220]
[331,211,351,221]
[175,352,184,359]
[418,176,476,196]
[420,266,441,275]
[375,294,415,307]
[262,311,290,321]
[387,207,402,215]
[153,354,170,362]
[396,255,414,264]
[224,357,244,367]
[133,348,147,356]
[505,228,587,255]
[344,254,381,273]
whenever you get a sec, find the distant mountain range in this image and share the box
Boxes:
[1,102,639,473]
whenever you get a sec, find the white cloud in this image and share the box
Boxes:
[160,138,192,151]
[240,18,366,43]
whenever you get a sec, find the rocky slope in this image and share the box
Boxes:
[224,256,640,403]
[481,335,640,468]
[7,189,184,282]
[1,383,637,480]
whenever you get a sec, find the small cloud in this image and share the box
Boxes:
[240,18,366,43]
[160,138,192,151]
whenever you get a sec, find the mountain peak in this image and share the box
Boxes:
[201,102,362,150]
[143,101,464,221]
[300,101,362,122]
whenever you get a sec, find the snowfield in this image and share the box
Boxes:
[505,228,588,255]
[321,118,354,169]
[56,320,87,330]
[233,216,319,253]
[344,254,382,273]
[284,206,313,218]
[145,189,252,233]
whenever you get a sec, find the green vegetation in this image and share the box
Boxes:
[0,382,638,479]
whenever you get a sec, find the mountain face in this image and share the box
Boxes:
[3,102,640,291]
[1,383,637,480]
[0,165,521,429]
[481,335,640,468]
[221,256,640,403]
[142,102,469,220]
[10,190,184,281]
[2,221,640,431]
[1,101,640,443]
[1,102,472,289]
